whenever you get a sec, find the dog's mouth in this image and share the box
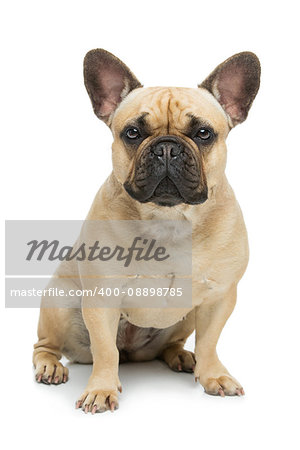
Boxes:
[124,176,208,207]
[147,177,184,207]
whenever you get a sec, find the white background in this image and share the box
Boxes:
[1,0,300,449]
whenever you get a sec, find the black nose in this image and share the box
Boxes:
[152,140,182,158]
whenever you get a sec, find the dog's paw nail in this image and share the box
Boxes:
[48,376,52,383]
[118,385,122,393]
[110,401,116,412]
[178,364,182,371]
[63,375,67,383]
[84,405,89,414]
[241,388,245,395]
[218,388,225,397]
[75,401,82,409]
[91,405,98,414]
[54,376,59,384]
[37,374,42,383]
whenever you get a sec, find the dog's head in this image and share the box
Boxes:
[84,49,260,207]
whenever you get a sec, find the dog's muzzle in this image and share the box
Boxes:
[124,135,208,207]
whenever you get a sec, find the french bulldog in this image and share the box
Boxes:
[33,48,260,413]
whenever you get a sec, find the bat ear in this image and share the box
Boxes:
[84,49,142,126]
[199,52,261,127]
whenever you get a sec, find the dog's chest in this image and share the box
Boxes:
[120,307,192,329]
[118,246,224,329]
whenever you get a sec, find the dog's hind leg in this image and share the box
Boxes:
[33,307,71,384]
[158,310,196,373]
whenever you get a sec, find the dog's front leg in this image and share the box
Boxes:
[194,284,244,397]
[76,307,121,414]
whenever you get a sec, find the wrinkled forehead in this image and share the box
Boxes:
[112,87,229,135]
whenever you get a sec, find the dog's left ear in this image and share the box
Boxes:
[199,52,261,127]
[84,49,142,125]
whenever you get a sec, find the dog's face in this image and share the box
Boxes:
[84,50,260,207]
[111,87,229,207]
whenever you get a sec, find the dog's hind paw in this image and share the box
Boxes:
[160,345,196,373]
[34,353,69,384]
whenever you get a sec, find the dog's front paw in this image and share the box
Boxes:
[198,374,244,397]
[76,384,121,414]
[194,363,244,397]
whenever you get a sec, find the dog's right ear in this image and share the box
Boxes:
[84,49,142,126]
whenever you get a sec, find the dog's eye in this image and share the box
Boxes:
[125,127,141,139]
[196,128,213,141]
